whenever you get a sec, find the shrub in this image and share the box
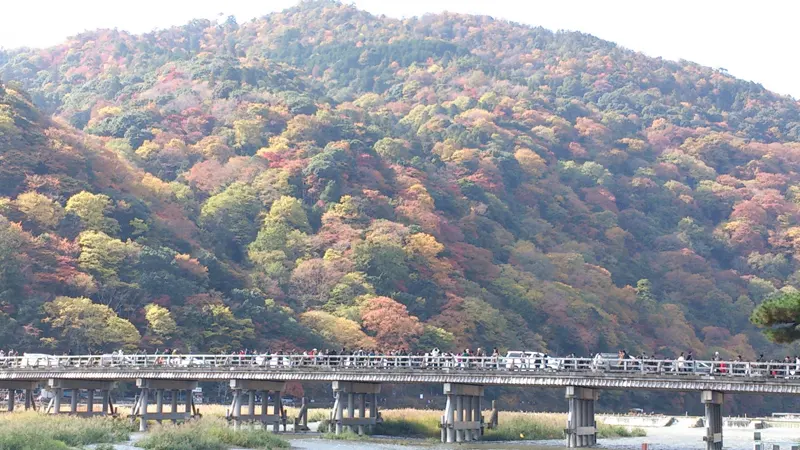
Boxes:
[0,412,130,449]
[137,417,289,450]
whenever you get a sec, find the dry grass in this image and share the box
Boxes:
[137,417,289,450]
[0,410,131,449]
[115,402,331,425]
[373,409,645,440]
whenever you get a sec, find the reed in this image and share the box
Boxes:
[0,411,131,450]
[136,417,289,450]
[368,409,647,441]
[375,408,441,437]
[598,424,647,438]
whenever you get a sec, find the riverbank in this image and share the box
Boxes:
[0,411,131,450]
[0,413,290,450]
[0,406,647,449]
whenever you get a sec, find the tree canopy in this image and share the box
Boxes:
[751,292,800,343]
[1,0,800,413]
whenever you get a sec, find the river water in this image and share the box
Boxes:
[98,427,799,450]
[287,427,799,449]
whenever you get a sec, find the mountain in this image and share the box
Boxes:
[2,0,800,412]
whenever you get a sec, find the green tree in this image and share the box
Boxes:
[354,240,408,293]
[77,231,138,281]
[65,191,120,235]
[751,291,800,343]
[635,279,658,314]
[268,196,310,232]
[417,325,456,351]
[374,137,411,163]
[0,218,27,324]
[180,294,255,352]
[328,272,375,309]
[233,119,263,152]
[248,196,310,271]
[199,182,261,259]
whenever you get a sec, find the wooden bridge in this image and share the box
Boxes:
[2,354,800,449]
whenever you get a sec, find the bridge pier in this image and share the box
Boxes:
[331,381,381,435]
[46,379,115,417]
[134,379,197,431]
[0,381,39,412]
[702,390,723,450]
[565,386,598,448]
[228,380,285,432]
[441,383,483,443]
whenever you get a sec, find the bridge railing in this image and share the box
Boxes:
[0,354,798,379]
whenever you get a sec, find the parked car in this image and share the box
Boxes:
[19,353,59,368]
[591,353,620,370]
[504,351,556,370]
[99,354,137,366]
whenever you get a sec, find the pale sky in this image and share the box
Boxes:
[1,0,798,98]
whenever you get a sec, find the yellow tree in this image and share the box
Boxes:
[144,304,177,345]
[300,310,376,349]
[43,296,141,352]
[66,191,120,235]
[15,191,64,230]
[77,231,139,281]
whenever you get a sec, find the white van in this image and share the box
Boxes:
[504,351,527,370]
[19,353,59,368]
[504,351,554,370]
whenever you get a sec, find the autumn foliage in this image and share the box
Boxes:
[1,1,799,378]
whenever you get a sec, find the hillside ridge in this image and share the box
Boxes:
[0,0,799,412]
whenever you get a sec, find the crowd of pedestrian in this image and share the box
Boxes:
[2,347,800,378]
[593,349,800,377]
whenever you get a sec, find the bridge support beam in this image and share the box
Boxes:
[293,397,310,431]
[441,383,484,443]
[46,380,115,417]
[135,379,198,431]
[227,380,285,432]
[565,386,598,448]
[331,381,381,435]
[0,381,39,412]
[702,390,723,450]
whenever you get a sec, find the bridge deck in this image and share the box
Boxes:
[1,355,799,395]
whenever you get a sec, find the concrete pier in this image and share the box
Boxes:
[46,379,115,417]
[227,380,285,431]
[440,383,484,443]
[134,379,197,431]
[702,390,723,450]
[565,386,598,448]
[331,381,381,435]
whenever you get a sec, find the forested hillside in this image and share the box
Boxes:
[3,0,800,382]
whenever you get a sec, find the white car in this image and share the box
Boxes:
[504,351,555,370]
[504,351,527,370]
[19,353,59,368]
[176,356,207,367]
[99,354,138,366]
